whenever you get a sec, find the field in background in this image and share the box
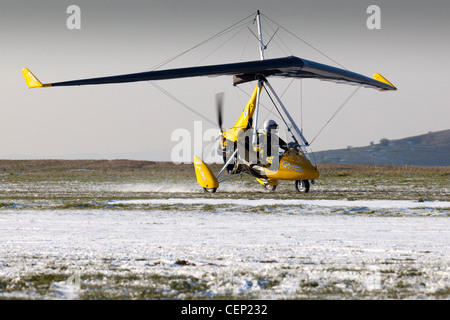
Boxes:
[1,160,449,207]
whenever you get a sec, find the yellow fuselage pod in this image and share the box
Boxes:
[193,156,219,189]
[263,150,320,181]
[223,86,259,142]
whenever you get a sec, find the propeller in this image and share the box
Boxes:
[215,92,224,132]
[201,92,225,161]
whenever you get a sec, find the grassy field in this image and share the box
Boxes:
[0,160,449,300]
[1,160,449,209]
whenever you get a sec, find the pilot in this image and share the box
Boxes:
[259,119,288,162]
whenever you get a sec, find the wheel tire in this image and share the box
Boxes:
[295,180,310,193]
[203,187,217,193]
[264,184,277,192]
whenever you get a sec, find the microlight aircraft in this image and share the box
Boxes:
[22,11,396,193]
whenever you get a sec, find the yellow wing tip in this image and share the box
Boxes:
[373,73,397,91]
[22,68,51,88]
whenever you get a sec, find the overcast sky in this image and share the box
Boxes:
[1,0,449,161]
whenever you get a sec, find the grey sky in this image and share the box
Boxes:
[1,0,449,160]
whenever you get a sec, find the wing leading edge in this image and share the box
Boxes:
[22,56,396,91]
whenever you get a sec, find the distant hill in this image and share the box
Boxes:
[313,129,450,166]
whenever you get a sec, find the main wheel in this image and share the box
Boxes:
[264,184,277,192]
[203,187,217,193]
[295,180,310,193]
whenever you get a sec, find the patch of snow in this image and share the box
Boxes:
[0,208,448,299]
[109,198,450,209]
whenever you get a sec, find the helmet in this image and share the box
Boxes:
[263,119,278,133]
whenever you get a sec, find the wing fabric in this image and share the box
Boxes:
[49,57,300,87]
[296,59,396,91]
[24,56,396,91]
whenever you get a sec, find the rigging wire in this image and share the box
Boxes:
[265,27,279,49]
[259,78,294,126]
[262,85,299,144]
[147,12,257,72]
[145,13,256,130]
[261,16,292,56]
[195,21,252,66]
[280,78,295,98]
[299,79,303,132]
[309,86,361,146]
[148,81,217,127]
[144,10,355,145]
[235,84,284,124]
[261,13,347,70]
[239,29,253,61]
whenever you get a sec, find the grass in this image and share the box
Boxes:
[0,160,448,300]
[1,257,448,300]
[1,160,449,182]
[1,160,449,209]
[0,271,240,300]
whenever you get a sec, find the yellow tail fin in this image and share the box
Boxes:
[22,68,51,88]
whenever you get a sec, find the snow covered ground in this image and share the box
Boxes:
[110,197,450,211]
[0,198,449,299]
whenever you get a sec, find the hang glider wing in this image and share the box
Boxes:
[22,56,396,91]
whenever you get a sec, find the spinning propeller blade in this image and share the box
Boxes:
[216,92,224,132]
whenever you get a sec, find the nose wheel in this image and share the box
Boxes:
[295,180,310,193]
